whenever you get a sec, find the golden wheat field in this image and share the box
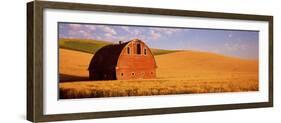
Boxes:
[59,49,92,82]
[59,48,258,99]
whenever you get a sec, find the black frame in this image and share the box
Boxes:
[27,1,273,122]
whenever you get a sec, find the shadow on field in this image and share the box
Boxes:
[59,74,89,82]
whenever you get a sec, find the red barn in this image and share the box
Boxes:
[88,39,157,80]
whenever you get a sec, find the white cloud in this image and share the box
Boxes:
[133,29,140,35]
[224,43,247,51]
[83,25,96,31]
[121,26,130,32]
[121,27,142,36]
[105,33,113,37]
[151,28,182,36]
[150,30,161,40]
[68,24,82,29]
[79,30,92,38]
[63,24,95,39]
[99,26,117,35]
[165,30,173,35]
[67,30,77,38]
[164,29,181,35]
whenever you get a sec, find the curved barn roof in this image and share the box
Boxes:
[88,41,129,71]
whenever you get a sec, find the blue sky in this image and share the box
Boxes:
[59,23,259,59]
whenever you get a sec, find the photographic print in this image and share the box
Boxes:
[58,23,259,99]
[27,1,273,122]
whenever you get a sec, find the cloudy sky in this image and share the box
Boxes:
[59,23,259,59]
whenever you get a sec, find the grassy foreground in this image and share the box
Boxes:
[59,79,258,99]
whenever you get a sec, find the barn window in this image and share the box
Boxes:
[127,47,130,54]
[144,48,147,55]
[121,73,124,76]
[136,43,141,55]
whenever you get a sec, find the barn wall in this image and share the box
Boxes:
[116,68,156,80]
[116,40,157,80]
[89,69,116,80]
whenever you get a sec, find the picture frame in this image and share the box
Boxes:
[27,1,273,122]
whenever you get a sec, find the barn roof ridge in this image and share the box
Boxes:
[88,39,144,71]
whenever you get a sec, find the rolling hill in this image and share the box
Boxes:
[59,38,179,55]
[155,51,258,81]
[59,49,92,82]
[59,48,258,82]
[59,38,111,54]
[59,48,258,98]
